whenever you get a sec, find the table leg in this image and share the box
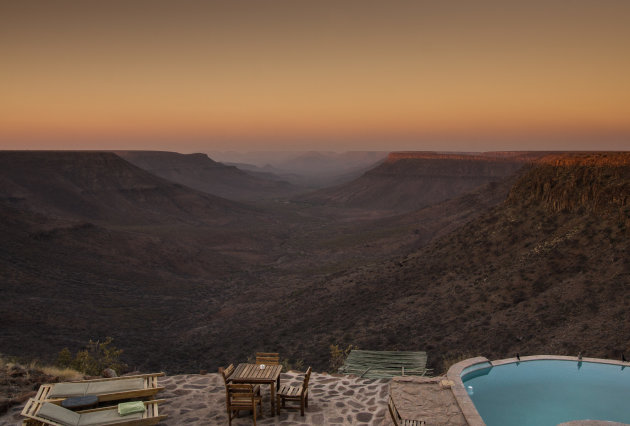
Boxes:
[270,382,276,416]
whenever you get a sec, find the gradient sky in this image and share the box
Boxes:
[1,0,629,152]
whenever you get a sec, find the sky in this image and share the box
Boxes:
[1,0,629,153]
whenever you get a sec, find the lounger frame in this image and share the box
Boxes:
[35,373,165,403]
[21,398,167,426]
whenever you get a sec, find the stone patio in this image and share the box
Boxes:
[0,371,474,425]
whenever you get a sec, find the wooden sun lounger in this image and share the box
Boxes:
[35,373,165,403]
[21,398,167,426]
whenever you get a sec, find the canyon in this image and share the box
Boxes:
[0,150,628,376]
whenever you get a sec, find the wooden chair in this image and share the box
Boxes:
[226,384,262,426]
[219,364,235,385]
[388,395,425,426]
[219,364,260,397]
[255,352,279,365]
[276,366,311,416]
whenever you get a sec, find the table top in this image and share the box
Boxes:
[231,363,282,383]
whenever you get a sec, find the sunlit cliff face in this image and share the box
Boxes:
[507,152,630,217]
[385,151,543,163]
[536,152,630,167]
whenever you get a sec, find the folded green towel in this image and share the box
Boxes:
[118,401,146,416]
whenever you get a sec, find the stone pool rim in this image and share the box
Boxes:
[446,355,630,426]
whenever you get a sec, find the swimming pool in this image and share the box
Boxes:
[457,357,630,426]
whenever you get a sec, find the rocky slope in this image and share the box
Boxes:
[298,152,534,212]
[0,151,255,225]
[269,152,630,371]
[0,151,293,370]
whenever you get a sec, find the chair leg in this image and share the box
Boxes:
[300,398,305,416]
[305,393,309,408]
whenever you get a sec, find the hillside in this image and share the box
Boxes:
[260,152,630,371]
[0,151,255,226]
[0,150,518,373]
[298,152,533,213]
[0,151,293,370]
[116,151,303,201]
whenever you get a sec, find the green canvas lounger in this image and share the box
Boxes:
[21,398,166,426]
[35,373,165,403]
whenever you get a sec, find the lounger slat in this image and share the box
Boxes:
[33,373,165,404]
[21,398,167,426]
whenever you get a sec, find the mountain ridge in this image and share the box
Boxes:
[297,151,532,212]
[115,150,304,201]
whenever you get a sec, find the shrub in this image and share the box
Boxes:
[329,343,357,373]
[56,337,126,376]
[281,358,305,372]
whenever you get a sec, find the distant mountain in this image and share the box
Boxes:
[115,151,304,201]
[210,151,388,188]
[0,151,259,226]
[298,152,539,212]
[274,151,387,176]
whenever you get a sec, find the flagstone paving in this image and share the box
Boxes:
[1,371,473,425]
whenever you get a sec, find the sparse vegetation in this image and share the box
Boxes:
[56,337,125,376]
[329,344,358,373]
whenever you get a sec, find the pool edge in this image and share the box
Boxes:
[447,356,488,426]
[447,355,630,426]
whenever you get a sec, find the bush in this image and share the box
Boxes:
[56,337,126,376]
[281,358,305,372]
[329,343,357,373]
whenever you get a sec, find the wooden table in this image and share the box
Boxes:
[230,363,282,416]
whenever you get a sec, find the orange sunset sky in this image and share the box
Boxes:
[1,0,629,152]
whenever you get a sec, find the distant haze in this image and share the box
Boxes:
[1,1,629,152]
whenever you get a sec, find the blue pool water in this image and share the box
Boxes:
[462,360,630,426]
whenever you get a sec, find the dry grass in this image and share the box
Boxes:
[1,355,83,381]
[37,365,83,381]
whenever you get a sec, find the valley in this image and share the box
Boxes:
[0,150,628,377]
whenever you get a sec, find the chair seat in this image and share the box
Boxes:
[230,394,262,406]
[277,385,303,398]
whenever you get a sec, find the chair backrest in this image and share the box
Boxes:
[255,352,280,365]
[227,384,256,409]
[219,364,234,385]
[302,367,312,391]
[388,395,402,426]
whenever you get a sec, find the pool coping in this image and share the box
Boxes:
[446,355,630,426]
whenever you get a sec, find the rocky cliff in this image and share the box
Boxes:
[508,152,630,223]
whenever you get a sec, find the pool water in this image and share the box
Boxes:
[462,360,630,426]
